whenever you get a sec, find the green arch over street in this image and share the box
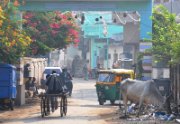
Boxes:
[19,0,152,40]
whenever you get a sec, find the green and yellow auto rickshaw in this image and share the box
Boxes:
[95,69,135,105]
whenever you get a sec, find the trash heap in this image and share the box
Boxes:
[120,103,180,123]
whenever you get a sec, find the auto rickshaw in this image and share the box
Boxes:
[95,69,135,105]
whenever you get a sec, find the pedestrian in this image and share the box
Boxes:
[83,60,89,80]
[25,77,32,90]
[29,77,37,97]
[61,68,73,96]
[97,62,101,69]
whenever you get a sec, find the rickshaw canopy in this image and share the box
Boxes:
[98,69,134,75]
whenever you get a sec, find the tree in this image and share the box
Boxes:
[23,11,80,55]
[0,3,32,64]
[151,5,180,64]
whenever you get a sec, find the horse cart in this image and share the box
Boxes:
[39,92,68,118]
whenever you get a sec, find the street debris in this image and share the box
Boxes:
[153,112,176,121]
[176,119,180,123]
[127,103,136,113]
[118,102,179,123]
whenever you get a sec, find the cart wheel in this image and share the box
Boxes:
[45,97,50,116]
[10,99,14,111]
[110,100,115,105]
[60,97,64,117]
[41,98,45,117]
[63,96,67,116]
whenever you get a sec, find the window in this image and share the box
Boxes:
[98,73,115,82]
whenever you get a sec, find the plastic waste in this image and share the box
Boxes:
[127,103,136,113]
[153,111,166,119]
[127,118,140,121]
[159,114,169,121]
[167,114,175,121]
[141,114,152,121]
[176,119,180,123]
[153,112,176,121]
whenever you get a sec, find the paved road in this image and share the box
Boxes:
[0,78,117,124]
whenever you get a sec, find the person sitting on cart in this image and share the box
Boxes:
[45,70,64,112]
[61,68,73,96]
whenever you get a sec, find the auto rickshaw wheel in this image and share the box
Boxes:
[110,100,115,105]
[99,99,104,105]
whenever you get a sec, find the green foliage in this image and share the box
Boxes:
[26,40,51,56]
[151,5,180,64]
[0,3,32,64]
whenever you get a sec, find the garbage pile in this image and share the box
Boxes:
[121,103,180,123]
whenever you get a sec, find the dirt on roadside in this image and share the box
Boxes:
[0,97,40,123]
[0,97,178,124]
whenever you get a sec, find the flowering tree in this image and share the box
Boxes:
[23,11,80,55]
[0,3,32,64]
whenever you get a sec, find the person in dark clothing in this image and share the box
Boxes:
[61,68,73,96]
[46,74,51,79]
[45,70,63,112]
[45,70,63,93]
[29,77,37,97]
[25,77,32,90]
[83,60,89,80]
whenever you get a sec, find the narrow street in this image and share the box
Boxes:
[0,78,117,124]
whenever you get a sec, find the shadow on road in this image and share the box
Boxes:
[80,104,119,108]
[0,112,107,123]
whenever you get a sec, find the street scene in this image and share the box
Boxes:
[0,78,116,124]
[0,0,180,124]
[0,78,176,124]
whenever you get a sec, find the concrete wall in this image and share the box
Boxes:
[16,57,47,105]
[123,22,140,45]
[22,57,47,85]
[152,68,170,79]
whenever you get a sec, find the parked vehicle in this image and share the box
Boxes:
[0,64,16,110]
[118,58,133,69]
[95,69,135,105]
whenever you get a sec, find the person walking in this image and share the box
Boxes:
[83,60,89,80]
[61,68,73,96]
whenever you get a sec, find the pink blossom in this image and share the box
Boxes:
[50,23,60,29]
[69,29,78,36]
[74,38,80,43]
